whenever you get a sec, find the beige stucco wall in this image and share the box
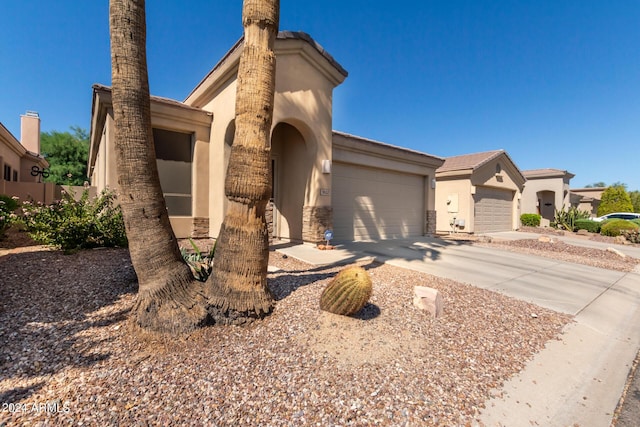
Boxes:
[436,155,524,233]
[0,144,21,181]
[521,176,571,220]
[570,188,604,217]
[435,177,473,233]
[185,36,346,239]
[89,88,212,238]
[186,74,236,239]
[20,113,41,155]
[0,181,58,205]
[1,122,48,186]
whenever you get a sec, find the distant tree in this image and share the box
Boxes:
[629,190,640,213]
[585,181,607,188]
[597,186,633,216]
[40,127,90,185]
[610,181,627,189]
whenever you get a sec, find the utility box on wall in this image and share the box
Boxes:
[447,193,459,213]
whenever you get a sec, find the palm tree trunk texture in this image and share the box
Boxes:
[207,0,280,324]
[109,0,207,333]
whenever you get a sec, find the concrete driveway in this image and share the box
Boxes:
[275,233,640,426]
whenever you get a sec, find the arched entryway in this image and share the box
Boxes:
[270,123,308,242]
[537,190,556,222]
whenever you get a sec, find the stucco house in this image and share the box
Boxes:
[520,168,574,225]
[0,112,53,203]
[89,31,444,243]
[569,187,605,217]
[435,150,525,234]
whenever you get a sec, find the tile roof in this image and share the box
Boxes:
[185,31,348,102]
[92,84,205,112]
[333,130,444,162]
[437,150,505,172]
[522,168,574,179]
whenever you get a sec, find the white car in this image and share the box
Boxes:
[592,212,640,222]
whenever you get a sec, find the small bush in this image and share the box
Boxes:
[600,219,639,237]
[574,219,601,233]
[20,188,127,252]
[0,195,20,237]
[520,213,541,227]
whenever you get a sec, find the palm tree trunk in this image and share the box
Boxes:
[207,0,280,324]
[110,0,207,333]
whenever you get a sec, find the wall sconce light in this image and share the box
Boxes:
[431,178,436,189]
[322,159,331,174]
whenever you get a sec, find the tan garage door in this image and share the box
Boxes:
[474,187,514,233]
[332,162,424,241]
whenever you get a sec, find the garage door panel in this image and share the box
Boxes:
[474,187,513,233]
[333,163,424,241]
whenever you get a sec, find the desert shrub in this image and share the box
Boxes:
[600,219,639,237]
[0,195,20,237]
[552,207,590,231]
[574,219,601,233]
[20,188,127,251]
[520,213,541,227]
[180,238,216,282]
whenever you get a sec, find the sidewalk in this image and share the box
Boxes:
[274,232,640,426]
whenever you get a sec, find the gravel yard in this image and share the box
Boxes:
[1,228,636,426]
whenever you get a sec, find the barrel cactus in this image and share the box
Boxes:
[320,266,372,316]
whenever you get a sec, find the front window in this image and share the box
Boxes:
[153,128,193,216]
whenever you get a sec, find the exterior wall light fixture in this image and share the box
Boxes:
[322,159,331,174]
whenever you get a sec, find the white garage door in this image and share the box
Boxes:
[474,187,514,233]
[332,162,424,241]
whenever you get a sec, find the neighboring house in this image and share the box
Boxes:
[89,31,444,243]
[435,150,525,234]
[569,187,605,217]
[0,112,54,204]
[521,168,574,224]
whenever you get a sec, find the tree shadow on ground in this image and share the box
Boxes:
[0,247,137,400]
[336,236,477,263]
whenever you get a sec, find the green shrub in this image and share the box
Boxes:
[520,213,541,227]
[574,219,601,233]
[20,188,127,252]
[0,195,20,237]
[600,219,639,237]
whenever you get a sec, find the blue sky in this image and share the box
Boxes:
[1,1,639,190]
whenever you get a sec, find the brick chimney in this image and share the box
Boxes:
[20,111,41,155]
